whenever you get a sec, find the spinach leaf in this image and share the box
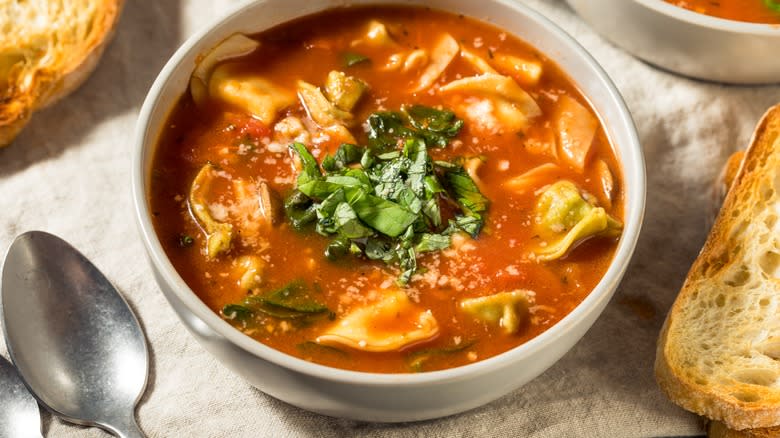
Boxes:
[221,280,330,325]
[407,339,477,372]
[222,304,252,321]
[342,51,370,67]
[403,105,464,148]
[297,341,349,358]
[263,280,328,313]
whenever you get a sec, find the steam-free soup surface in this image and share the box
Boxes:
[665,0,780,24]
[150,6,624,373]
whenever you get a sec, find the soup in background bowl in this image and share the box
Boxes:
[133,0,644,421]
[665,0,780,24]
[567,0,780,84]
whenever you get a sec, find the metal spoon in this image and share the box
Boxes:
[1,231,148,438]
[0,355,42,438]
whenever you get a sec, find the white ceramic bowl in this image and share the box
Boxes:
[132,0,646,422]
[567,0,780,84]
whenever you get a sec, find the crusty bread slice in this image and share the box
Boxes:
[0,0,124,146]
[655,104,780,431]
[707,420,780,438]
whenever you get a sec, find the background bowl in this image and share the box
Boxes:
[132,0,646,422]
[567,0,780,84]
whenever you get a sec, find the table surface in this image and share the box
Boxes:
[1,0,778,436]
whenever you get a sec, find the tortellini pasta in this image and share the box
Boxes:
[190,33,260,106]
[189,163,234,259]
[554,95,598,172]
[353,20,398,47]
[533,180,622,261]
[235,255,265,291]
[439,73,542,133]
[460,290,532,334]
[413,33,459,91]
[316,290,439,352]
[210,68,296,126]
[491,53,543,86]
[189,33,295,125]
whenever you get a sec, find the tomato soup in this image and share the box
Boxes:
[149,6,624,373]
[665,0,780,24]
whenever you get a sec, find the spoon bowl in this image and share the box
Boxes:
[1,231,148,438]
[0,355,41,438]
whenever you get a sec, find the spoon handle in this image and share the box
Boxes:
[103,413,145,438]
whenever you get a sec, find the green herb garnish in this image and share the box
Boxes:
[178,234,194,247]
[407,339,477,372]
[221,280,330,325]
[342,51,370,67]
[766,0,780,12]
[284,105,487,285]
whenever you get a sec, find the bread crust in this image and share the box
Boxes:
[655,104,780,430]
[0,0,124,146]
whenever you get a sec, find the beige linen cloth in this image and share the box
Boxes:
[2,0,779,436]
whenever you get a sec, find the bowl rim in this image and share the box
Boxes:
[132,0,646,387]
[632,0,780,34]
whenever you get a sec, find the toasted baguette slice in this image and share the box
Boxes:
[708,420,780,438]
[0,0,124,146]
[656,104,780,431]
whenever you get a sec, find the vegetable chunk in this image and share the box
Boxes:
[460,290,532,334]
[533,181,622,261]
[316,290,439,352]
[323,71,368,112]
[188,163,234,259]
[297,80,355,127]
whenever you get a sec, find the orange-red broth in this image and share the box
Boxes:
[665,0,780,24]
[150,7,624,373]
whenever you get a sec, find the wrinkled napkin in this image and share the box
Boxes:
[2,0,779,436]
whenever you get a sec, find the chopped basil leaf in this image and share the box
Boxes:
[415,233,451,253]
[281,105,485,285]
[284,190,317,230]
[322,143,362,172]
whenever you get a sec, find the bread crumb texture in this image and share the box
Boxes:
[0,0,123,145]
[656,105,780,431]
